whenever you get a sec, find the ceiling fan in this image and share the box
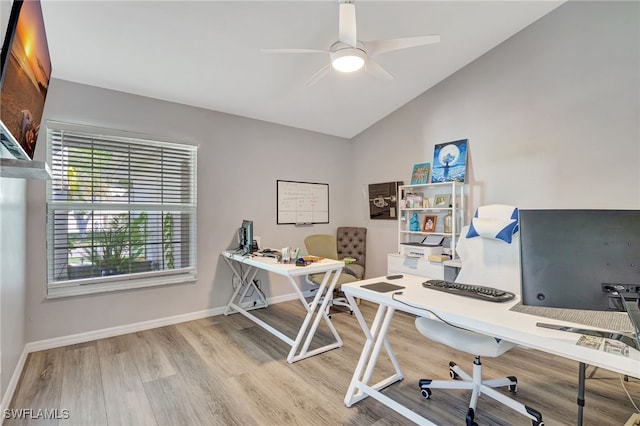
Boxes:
[261,1,440,86]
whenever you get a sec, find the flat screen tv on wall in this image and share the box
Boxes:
[0,0,51,160]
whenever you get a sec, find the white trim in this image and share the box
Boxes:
[26,306,223,353]
[46,120,200,148]
[47,202,196,212]
[28,291,309,353]
[0,347,29,425]
[46,271,197,299]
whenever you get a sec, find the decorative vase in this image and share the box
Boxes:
[444,209,452,234]
[410,213,420,231]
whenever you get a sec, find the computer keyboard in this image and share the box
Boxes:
[422,279,516,303]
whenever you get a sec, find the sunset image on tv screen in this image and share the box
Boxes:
[0,0,51,159]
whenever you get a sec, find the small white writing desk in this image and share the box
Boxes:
[221,250,346,363]
[342,274,639,425]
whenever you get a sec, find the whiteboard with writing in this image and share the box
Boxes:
[277,180,329,224]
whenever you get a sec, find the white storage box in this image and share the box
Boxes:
[399,243,443,258]
[387,253,444,280]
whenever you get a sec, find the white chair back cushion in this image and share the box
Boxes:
[415,204,521,359]
[455,219,521,296]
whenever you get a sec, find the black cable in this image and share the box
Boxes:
[253,279,267,301]
[235,256,267,302]
[391,292,471,331]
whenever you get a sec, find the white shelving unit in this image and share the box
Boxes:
[397,181,465,257]
[387,181,465,280]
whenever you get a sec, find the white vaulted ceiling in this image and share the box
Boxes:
[40,1,564,139]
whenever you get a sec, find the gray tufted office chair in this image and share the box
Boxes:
[336,226,367,279]
[415,205,543,426]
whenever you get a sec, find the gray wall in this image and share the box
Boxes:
[0,168,27,399]
[0,0,27,400]
[352,1,640,278]
[25,80,354,342]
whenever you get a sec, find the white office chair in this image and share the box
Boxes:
[415,205,544,426]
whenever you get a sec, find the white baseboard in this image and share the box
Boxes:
[26,306,225,353]
[1,290,310,418]
[26,291,307,353]
[0,347,29,425]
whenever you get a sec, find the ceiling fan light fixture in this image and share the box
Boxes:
[330,48,365,73]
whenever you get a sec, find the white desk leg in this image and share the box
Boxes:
[344,294,437,426]
[287,267,345,363]
[344,300,403,405]
[223,257,268,316]
[222,258,294,345]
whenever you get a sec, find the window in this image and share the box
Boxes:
[46,121,197,298]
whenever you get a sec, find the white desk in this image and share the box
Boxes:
[221,250,347,363]
[342,274,640,425]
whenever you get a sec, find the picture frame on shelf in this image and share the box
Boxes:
[434,194,450,208]
[431,139,468,183]
[422,215,437,232]
[410,162,431,185]
[404,192,423,209]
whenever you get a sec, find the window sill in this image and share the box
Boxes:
[46,269,197,299]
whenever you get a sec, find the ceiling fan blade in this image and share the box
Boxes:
[305,64,331,87]
[366,35,440,57]
[261,48,328,54]
[365,59,394,80]
[338,2,357,47]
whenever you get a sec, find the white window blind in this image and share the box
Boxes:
[46,122,197,298]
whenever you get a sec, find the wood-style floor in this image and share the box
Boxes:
[7,300,639,426]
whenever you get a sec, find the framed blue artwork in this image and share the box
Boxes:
[410,162,430,184]
[431,139,468,183]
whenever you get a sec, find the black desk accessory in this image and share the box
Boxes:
[361,282,405,293]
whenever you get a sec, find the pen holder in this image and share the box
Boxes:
[279,247,299,264]
[280,247,290,263]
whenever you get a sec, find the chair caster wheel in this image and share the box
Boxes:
[466,408,477,426]
[528,406,544,425]
[420,388,432,399]
[507,376,518,393]
[449,363,460,380]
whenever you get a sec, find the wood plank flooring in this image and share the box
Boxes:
[7,300,639,425]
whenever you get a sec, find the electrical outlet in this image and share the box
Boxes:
[625,413,640,426]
